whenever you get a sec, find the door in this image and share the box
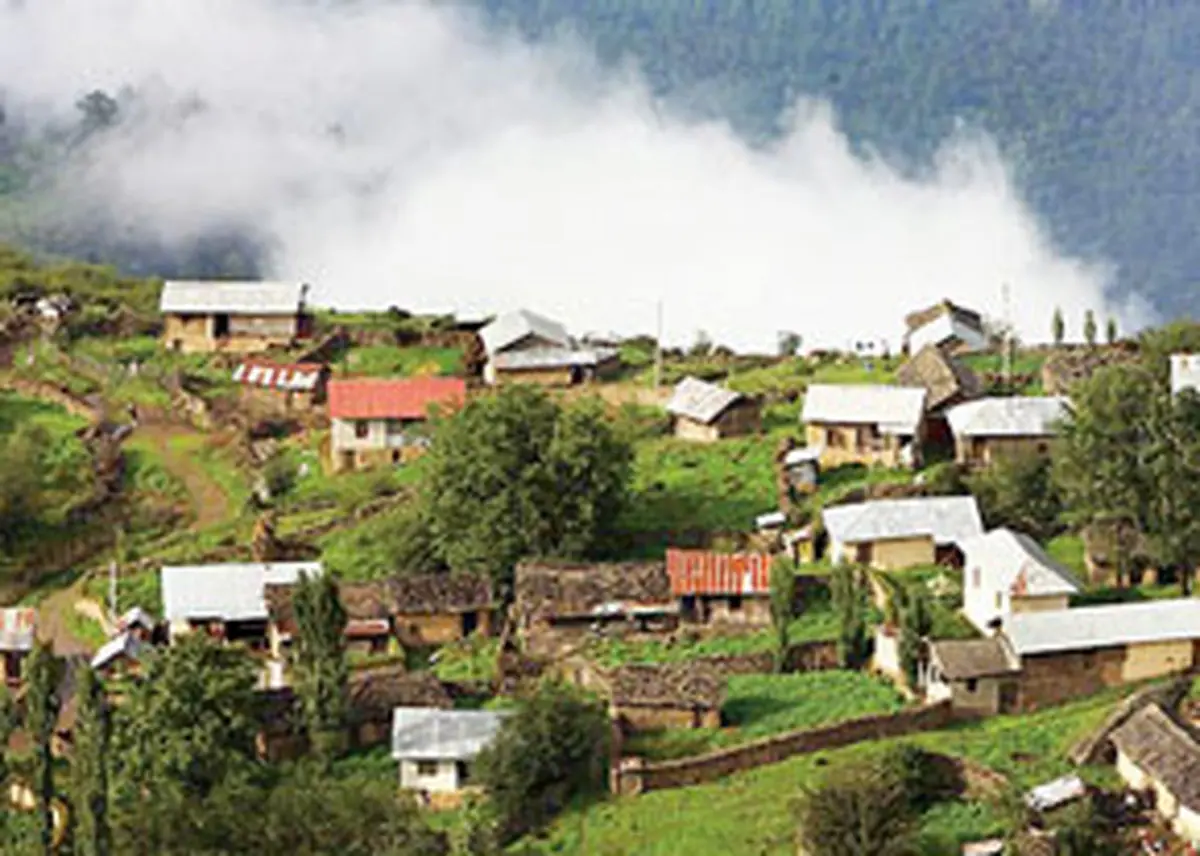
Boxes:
[461,611,479,637]
[998,680,1018,714]
[213,313,230,338]
[855,543,873,565]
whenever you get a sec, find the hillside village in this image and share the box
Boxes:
[2,250,1200,854]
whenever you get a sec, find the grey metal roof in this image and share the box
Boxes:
[91,631,147,670]
[1005,598,1200,656]
[802,384,926,435]
[391,708,506,761]
[118,606,155,631]
[492,346,615,370]
[822,496,983,546]
[960,528,1081,598]
[479,309,571,355]
[0,608,35,652]
[946,396,1069,438]
[160,281,308,316]
[906,311,989,354]
[1171,354,1200,396]
[783,447,821,466]
[161,562,322,623]
[666,376,744,424]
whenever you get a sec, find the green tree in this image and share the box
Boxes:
[769,557,796,672]
[475,681,610,842]
[0,683,15,835]
[25,642,61,856]
[1051,307,1065,346]
[795,754,916,856]
[1106,316,1118,344]
[968,452,1064,542]
[830,565,869,669]
[71,666,111,856]
[1083,309,1097,347]
[1142,389,1200,594]
[291,572,348,761]
[897,586,933,689]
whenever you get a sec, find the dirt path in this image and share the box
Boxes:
[133,422,233,530]
[37,578,95,658]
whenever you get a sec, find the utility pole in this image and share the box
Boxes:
[653,300,664,389]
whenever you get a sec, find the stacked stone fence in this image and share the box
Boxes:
[0,378,101,422]
[613,701,953,795]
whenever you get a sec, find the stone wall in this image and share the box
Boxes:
[0,378,100,422]
[614,702,954,795]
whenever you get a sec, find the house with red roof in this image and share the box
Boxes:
[666,548,773,628]
[328,377,466,472]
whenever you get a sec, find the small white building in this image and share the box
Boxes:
[391,708,506,794]
[903,300,989,355]
[1170,354,1200,397]
[822,496,984,571]
[960,528,1081,634]
[479,309,616,386]
[1109,703,1200,845]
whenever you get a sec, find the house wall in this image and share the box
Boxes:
[702,596,771,628]
[948,677,1001,716]
[616,704,721,732]
[162,314,213,351]
[1175,804,1200,845]
[673,417,721,443]
[955,435,1057,468]
[399,759,461,793]
[1115,751,1153,792]
[1121,639,1195,683]
[162,313,300,354]
[713,400,761,439]
[493,365,579,387]
[833,535,935,571]
[873,627,902,680]
[806,422,914,469]
[227,315,299,339]
[964,581,1070,634]
[1014,647,1125,711]
[1012,594,1070,615]
[394,610,490,646]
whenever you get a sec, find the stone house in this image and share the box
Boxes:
[348,665,453,748]
[822,496,984,571]
[1108,703,1200,844]
[328,377,466,473]
[1171,353,1200,397]
[388,573,495,647]
[924,637,1021,716]
[945,396,1070,468]
[231,360,329,412]
[609,662,726,732]
[392,708,506,795]
[665,376,761,442]
[159,280,313,354]
[479,309,618,387]
[903,299,989,356]
[338,581,397,655]
[895,344,983,447]
[802,384,928,469]
[513,560,678,656]
[960,528,1081,634]
[666,548,772,627]
[0,608,35,687]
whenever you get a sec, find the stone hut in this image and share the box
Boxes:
[610,662,726,732]
[665,376,761,443]
[348,664,453,748]
[388,573,495,647]
[160,280,313,354]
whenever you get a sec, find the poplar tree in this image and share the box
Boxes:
[292,572,348,761]
[71,666,111,856]
[1051,307,1065,347]
[769,558,797,672]
[25,642,62,856]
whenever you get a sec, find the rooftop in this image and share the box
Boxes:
[666,376,745,425]
[90,631,147,671]
[802,384,926,435]
[327,377,466,421]
[1109,703,1200,808]
[666,548,771,596]
[492,346,615,371]
[961,528,1081,598]
[349,665,453,724]
[389,573,494,615]
[479,309,571,355]
[0,607,36,652]
[1005,598,1200,656]
[232,362,325,392]
[929,637,1019,681]
[946,396,1070,438]
[514,560,673,621]
[610,662,726,710]
[822,495,983,546]
[391,708,506,761]
[160,281,308,316]
[895,345,983,411]
[161,562,322,623]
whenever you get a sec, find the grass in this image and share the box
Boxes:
[66,608,109,649]
[341,344,463,378]
[166,432,251,510]
[429,635,500,683]
[1046,533,1086,575]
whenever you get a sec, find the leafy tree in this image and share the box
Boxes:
[689,329,714,358]
[71,666,111,856]
[25,642,61,856]
[1106,316,1118,344]
[794,755,916,856]
[0,683,15,834]
[1083,309,1097,347]
[1051,307,1065,346]
[777,330,802,357]
[897,586,933,689]
[830,565,869,669]
[475,681,610,842]
[769,557,796,672]
[291,572,348,761]
[1142,389,1200,594]
[968,452,1064,542]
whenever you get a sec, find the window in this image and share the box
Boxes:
[416,760,439,777]
[971,568,981,589]
[728,595,743,612]
[354,421,370,439]
[994,592,1003,610]
[386,419,408,437]
[966,679,978,693]
[1036,442,1050,455]
[826,428,844,449]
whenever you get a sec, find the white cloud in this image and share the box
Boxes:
[0,0,1143,350]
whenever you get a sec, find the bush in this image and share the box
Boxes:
[795,756,916,856]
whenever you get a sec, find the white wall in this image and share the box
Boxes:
[331,417,424,452]
[399,759,461,794]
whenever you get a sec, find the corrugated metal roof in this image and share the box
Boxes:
[1005,598,1200,656]
[391,708,506,760]
[91,631,147,670]
[327,377,466,421]
[0,607,36,651]
[666,548,772,596]
[160,281,308,315]
[492,346,615,370]
[666,376,744,424]
[118,606,155,631]
[783,447,821,466]
[1110,703,1200,808]
[822,496,983,546]
[479,309,571,354]
[232,362,325,392]
[946,396,1069,438]
[961,528,1081,599]
[1171,354,1200,396]
[161,562,322,623]
[802,384,926,435]
[907,312,989,354]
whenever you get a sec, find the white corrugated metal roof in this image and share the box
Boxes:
[666,376,744,424]
[91,631,147,670]
[946,396,1069,438]
[479,309,571,354]
[492,346,614,370]
[1171,354,1200,396]
[160,281,308,315]
[907,312,989,354]
[161,562,322,623]
[391,708,506,761]
[783,447,821,466]
[822,496,983,546]
[960,528,1081,598]
[1005,598,1200,656]
[801,384,926,435]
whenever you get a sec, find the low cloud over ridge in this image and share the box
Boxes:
[0,0,1142,350]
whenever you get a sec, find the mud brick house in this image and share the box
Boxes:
[160,280,313,354]
[162,561,321,647]
[513,560,678,656]
[1171,353,1200,396]
[1108,703,1200,843]
[960,528,1081,634]
[945,396,1070,468]
[802,384,928,469]
[609,662,726,732]
[231,360,329,411]
[666,548,772,627]
[348,665,453,748]
[924,637,1021,716]
[479,309,618,386]
[665,376,761,442]
[328,377,466,473]
[902,299,989,356]
[389,573,494,646]
[0,607,35,687]
[392,708,506,795]
[895,344,983,447]
[822,496,983,571]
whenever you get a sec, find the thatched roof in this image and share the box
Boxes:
[610,662,726,710]
[896,345,983,411]
[929,638,1019,680]
[514,560,672,621]
[1109,702,1200,808]
[348,664,453,724]
[389,573,493,615]
[1040,344,1139,395]
[339,581,393,620]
